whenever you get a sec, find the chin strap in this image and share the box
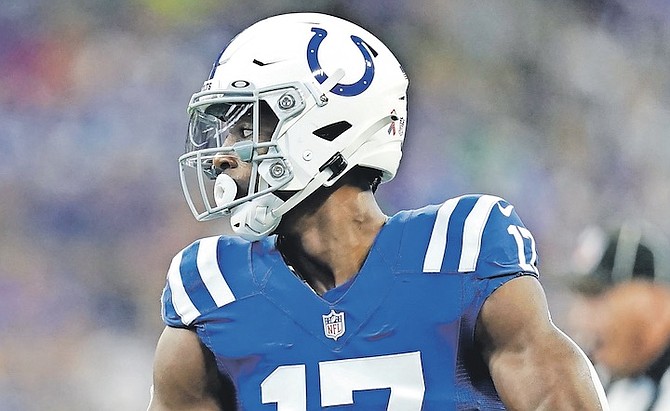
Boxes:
[229,194,283,241]
[271,114,393,218]
[227,114,394,242]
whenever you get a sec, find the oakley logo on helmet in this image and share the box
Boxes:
[231,80,250,88]
[307,27,375,97]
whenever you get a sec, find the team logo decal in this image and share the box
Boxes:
[322,309,346,340]
[307,27,375,97]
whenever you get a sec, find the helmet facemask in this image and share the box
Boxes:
[179,83,307,231]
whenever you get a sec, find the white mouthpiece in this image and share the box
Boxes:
[213,174,238,207]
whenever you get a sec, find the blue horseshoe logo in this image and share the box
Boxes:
[307,27,375,97]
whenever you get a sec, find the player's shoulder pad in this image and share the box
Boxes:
[421,194,539,278]
[161,235,251,327]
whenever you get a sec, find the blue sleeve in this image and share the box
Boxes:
[472,197,539,280]
[458,195,540,340]
[418,194,539,278]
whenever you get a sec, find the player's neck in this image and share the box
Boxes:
[276,186,387,295]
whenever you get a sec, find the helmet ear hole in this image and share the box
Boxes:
[312,121,353,141]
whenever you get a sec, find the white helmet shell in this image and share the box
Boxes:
[179,12,409,240]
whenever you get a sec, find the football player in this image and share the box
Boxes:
[149,12,608,410]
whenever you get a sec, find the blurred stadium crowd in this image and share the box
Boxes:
[2,0,670,409]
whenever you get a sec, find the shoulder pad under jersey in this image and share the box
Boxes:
[161,235,252,327]
[420,194,539,278]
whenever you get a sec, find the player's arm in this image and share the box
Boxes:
[148,326,227,411]
[476,275,609,411]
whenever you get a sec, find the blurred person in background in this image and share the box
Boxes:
[148,12,607,410]
[568,223,670,411]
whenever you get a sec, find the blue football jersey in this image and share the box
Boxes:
[161,194,540,410]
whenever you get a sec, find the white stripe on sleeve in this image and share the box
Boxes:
[197,236,236,307]
[458,195,502,272]
[423,197,461,273]
[167,251,201,325]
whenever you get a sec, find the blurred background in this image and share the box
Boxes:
[2,0,670,409]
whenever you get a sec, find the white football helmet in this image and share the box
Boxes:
[179,12,409,241]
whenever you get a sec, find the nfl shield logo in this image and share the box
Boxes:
[322,309,345,341]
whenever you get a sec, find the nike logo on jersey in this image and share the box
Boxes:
[497,203,514,217]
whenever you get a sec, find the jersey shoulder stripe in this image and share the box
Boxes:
[164,249,199,325]
[197,236,236,307]
[418,194,537,277]
[422,195,464,272]
[458,194,504,272]
[423,194,502,273]
[162,235,237,327]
